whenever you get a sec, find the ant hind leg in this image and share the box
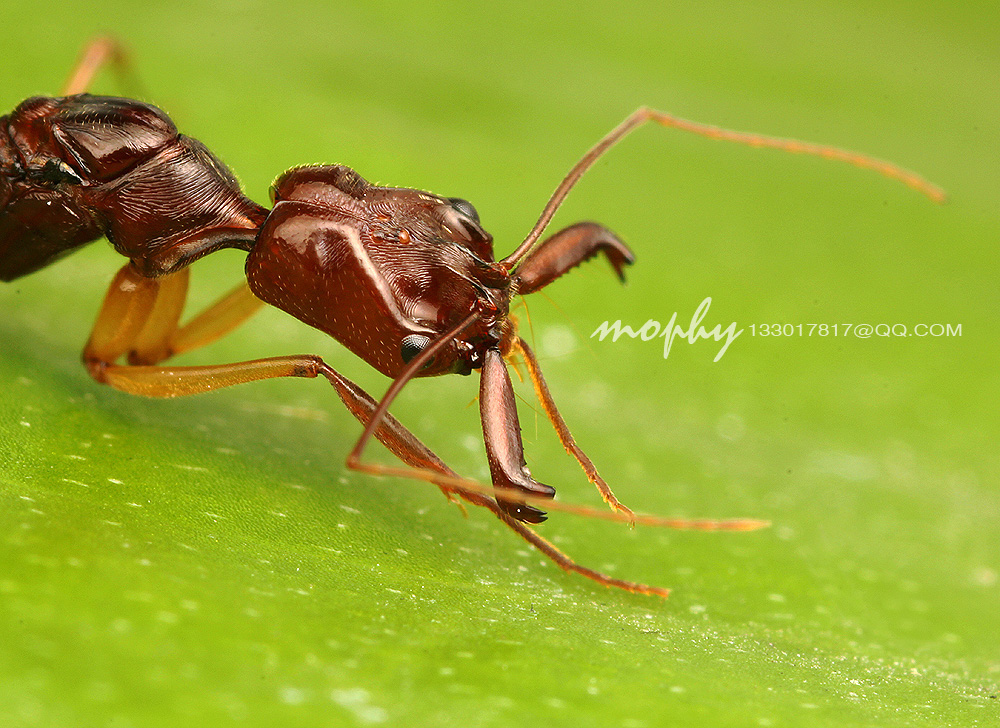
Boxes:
[62,36,139,96]
[81,266,761,598]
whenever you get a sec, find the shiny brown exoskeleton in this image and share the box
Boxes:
[0,94,267,281]
[1,39,944,597]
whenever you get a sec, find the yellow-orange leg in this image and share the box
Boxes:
[510,336,634,521]
[61,36,136,96]
[80,265,760,596]
[84,264,266,387]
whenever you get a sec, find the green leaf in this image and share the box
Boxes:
[2,1,997,726]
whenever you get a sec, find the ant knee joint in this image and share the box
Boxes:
[83,356,109,383]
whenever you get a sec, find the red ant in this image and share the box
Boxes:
[1,39,944,597]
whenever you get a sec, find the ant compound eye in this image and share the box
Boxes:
[441,199,490,248]
[447,197,480,223]
[400,334,433,365]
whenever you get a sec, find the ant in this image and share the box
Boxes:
[1,39,944,598]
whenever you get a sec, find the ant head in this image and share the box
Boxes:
[270,164,500,267]
[249,165,515,378]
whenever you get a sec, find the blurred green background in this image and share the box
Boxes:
[1,1,997,726]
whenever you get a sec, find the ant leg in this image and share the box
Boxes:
[79,266,675,595]
[83,263,162,378]
[170,283,265,357]
[321,364,673,597]
[500,514,671,597]
[81,264,306,396]
[509,337,635,520]
[85,260,264,369]
[128,268,190,364]
[81,267,759,597]
[127,277,265,366]
[77,270,517,510]
[61,36,133,95]
[513,222,635,294]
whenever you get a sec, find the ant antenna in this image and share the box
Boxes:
[347,311,481,467]
[502,107,946,270]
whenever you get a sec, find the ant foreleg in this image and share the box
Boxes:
[513,222,635,295]
[83,264,284,395]
[130,280,265,365]
[78,274,675,596]
[509,337,635,521]
[324,364,676,597]
[127,267,190,364]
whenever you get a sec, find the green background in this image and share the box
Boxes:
[1,1,997,726]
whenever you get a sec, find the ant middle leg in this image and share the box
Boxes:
[81,264,762,597]
[84,264,265,376]
[79,264,676,594]
[126,275,265,367]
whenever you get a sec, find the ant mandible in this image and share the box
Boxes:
[0,39,944,597]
